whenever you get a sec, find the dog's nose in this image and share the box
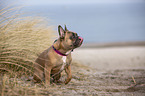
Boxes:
[73,36,83,47]
[78,36,83,44]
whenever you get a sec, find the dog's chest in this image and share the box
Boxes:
[62,56,67,64]
[60,56,67,71]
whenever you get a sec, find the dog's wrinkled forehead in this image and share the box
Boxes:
[65,31,78,40]
[66,31,78,36]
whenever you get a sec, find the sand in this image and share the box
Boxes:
[72,46,145,70]
[66,46,145,96]
[44,46,145,96]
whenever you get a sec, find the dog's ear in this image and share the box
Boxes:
[65,25,68,31]
[58,25,65,39]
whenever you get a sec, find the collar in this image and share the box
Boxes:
[52,45,72,56]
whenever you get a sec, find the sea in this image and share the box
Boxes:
[20,2,145,43]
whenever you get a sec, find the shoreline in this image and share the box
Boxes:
[81,41,145,48]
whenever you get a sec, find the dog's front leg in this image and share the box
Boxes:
[45,63,51,86]
[64,65,72,84]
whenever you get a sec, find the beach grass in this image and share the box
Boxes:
[0,5,56,95]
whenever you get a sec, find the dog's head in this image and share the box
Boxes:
[57,25,83,50]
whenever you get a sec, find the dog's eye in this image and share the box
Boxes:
[70,36,74,40]
[70,33,78,40]
[70,34,75,39]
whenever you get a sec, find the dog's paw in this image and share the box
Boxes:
[55,80,64,85]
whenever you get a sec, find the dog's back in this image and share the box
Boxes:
[33,48,49,83]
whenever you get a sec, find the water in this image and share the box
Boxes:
[21,3,145,43]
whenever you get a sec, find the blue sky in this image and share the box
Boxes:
[1,0,144,7]
[1,0,145,43]
[18,0,144,5]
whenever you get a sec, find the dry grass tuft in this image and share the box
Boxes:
[0,6,55,74]
[0,5,55,95]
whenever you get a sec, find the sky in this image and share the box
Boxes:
[2,0,145,6]
[1,0,145,43]
[21,0,144,5]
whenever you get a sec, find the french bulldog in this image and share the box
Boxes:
[33,25,83,85]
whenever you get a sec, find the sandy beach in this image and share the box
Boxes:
[73,46,145,70]
[67,45,145,95]
[1,44,145,96]
[43,45,145,95]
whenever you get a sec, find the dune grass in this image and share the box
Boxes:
[0,5,56,95]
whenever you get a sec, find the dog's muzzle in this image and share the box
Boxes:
[74,36,83,47]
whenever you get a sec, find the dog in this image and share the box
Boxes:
[33,25,83,85]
